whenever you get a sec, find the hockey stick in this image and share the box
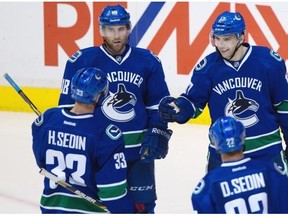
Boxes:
[39,168,109,213]
[3,73,42,116]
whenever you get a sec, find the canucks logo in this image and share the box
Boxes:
[68,51,82,63]
[225,90,259,128]
[34,114,44,126]
[101,83,137,122]
[195,58,207,71]
[106,124,122,140]
[270,50,282,62]
[193,179,205,194]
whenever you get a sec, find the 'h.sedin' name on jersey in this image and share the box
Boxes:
[213,77,262,95]
[48,130,86,151]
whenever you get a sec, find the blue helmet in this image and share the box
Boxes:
[212,11,246,37]
[99,5,131,27]
[71,67,108,105]
[209,116,245,153]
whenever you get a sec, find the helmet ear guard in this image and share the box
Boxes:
[209,116,245,154]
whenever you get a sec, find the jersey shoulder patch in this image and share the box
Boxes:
[195,58,207,71]
[33,108,56,126]
[105,124,122,140]
[253,46,283,63]
[68,50,82,63]
[273,162,286,175]
[193,179,205,194]
[34,114,44,126]
[270,50,282,62]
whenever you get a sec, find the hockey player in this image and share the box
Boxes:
[58,5,172,213]
[32,67,136,213]
[192,116,288,213]
[159,11,288,172]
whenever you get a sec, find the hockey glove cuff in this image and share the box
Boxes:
[140,126,173,163]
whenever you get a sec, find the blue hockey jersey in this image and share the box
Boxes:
[58,45,170,161]
[192,157,288,213]
[183,43,288,159]
[32,107,135,213]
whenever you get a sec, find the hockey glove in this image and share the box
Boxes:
[159,96,194,124]
[140,126,173,163]
[158,96,178,122]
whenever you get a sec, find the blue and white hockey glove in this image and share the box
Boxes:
[159,96,194,124]
[140,126,173,163]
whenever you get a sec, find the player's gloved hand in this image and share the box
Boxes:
[140,126,173,163]
[159,96,194,124]
[158,96,178,122]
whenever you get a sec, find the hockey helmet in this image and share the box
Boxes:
[209,116,245,153]
[99,5,131,27]
[211,11,246,38]
[71,67,109,105]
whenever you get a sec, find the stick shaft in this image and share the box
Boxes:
[3,73,42,116]
[39,168,108,212]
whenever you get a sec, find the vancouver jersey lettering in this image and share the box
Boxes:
[213,77,262,95]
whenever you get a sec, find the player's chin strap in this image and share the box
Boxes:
[216,40,242,61]
[216,32,245,61]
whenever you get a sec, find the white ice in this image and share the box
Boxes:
[0,111,209,213]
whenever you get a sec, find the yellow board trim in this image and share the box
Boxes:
[0,86,60,114]
[189,106,211,125]
[0,86,211,125]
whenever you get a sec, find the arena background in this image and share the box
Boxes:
[0,1,288,126]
